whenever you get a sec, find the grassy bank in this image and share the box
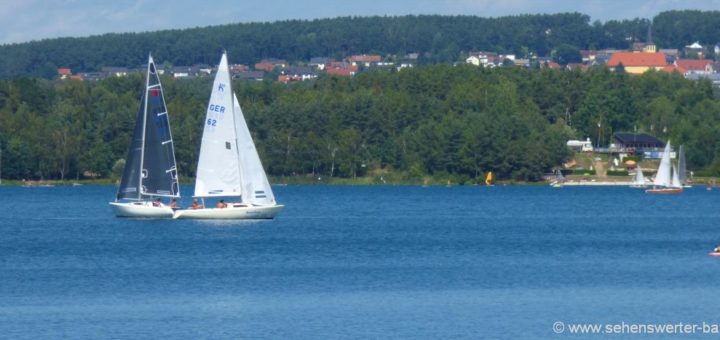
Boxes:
[2,174,716,187]
[0,175,532,187]
[0,178,116,186]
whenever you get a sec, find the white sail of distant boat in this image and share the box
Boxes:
[646,140,682,194]
[678,144,691,187]
[630,166,648,188]
[174,51,283,219]
[110,54,180,217]
[671,163,682,188]
[550,169,565,187]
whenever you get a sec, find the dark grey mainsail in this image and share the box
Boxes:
[117,95,145,199]
[116,54,179,200]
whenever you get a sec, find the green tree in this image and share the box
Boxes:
[553,44,582,65]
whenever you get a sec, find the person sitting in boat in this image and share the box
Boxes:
[714,246,720,253]
[152,198,163,207]
[169,199,179,210]
[191,199,203,210]
[216,199,227,209]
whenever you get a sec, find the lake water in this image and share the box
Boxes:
[1,184,720,338]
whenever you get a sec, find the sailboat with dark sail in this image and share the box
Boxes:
[110,54,180,217]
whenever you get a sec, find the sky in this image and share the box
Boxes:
[1,0,718,45]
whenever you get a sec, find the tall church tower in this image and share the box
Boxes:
[643,24,657,53]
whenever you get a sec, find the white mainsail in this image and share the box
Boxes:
[194,53,242,198]
[653,141,672,187]
[233,94,276,205]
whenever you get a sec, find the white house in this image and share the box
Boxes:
[466,55,481,66]
[567,138,593,152]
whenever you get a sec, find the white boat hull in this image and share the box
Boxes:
[552,181,633,186]
[109,201,174,218]
[173,204,284,220]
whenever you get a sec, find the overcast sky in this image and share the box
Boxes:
[1,0,718,45]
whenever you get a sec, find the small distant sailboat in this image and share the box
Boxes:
[645,141,682,194]
[678,145,691,188]
[110,54,180,217]
[173,52,283,219]
[630,165,649,188]
[549,169,565,187]
[485,171,493,186]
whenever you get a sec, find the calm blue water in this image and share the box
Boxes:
[1,185,720,338]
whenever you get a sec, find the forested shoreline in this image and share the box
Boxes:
[0,11,719,78]
[1,64,718,183]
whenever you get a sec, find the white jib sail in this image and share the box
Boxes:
[194,53,242,197]
[233,94,276,205]
[671,163,682,188]
[653,141,672,187]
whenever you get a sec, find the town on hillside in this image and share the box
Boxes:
[55,37,720,91]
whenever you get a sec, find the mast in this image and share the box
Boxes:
[138,54,152,199]
[226,51,244,192]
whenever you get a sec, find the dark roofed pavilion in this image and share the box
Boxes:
[613,132,664,149]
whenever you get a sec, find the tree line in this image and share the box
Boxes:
[0,10,719,78]
[1,64,718,183]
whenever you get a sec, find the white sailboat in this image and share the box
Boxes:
[174,52,283,219]
[645,140,682,194]
[549,169,565,187]
[110,54,180,217]
[630,165,649,188]
[678,145,691,187]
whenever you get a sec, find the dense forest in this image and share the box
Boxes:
[0,10,719,78]
[1,64,718,183]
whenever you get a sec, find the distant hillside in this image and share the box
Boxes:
[1,10,719,78]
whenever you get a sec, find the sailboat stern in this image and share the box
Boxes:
[109,201,174,218]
